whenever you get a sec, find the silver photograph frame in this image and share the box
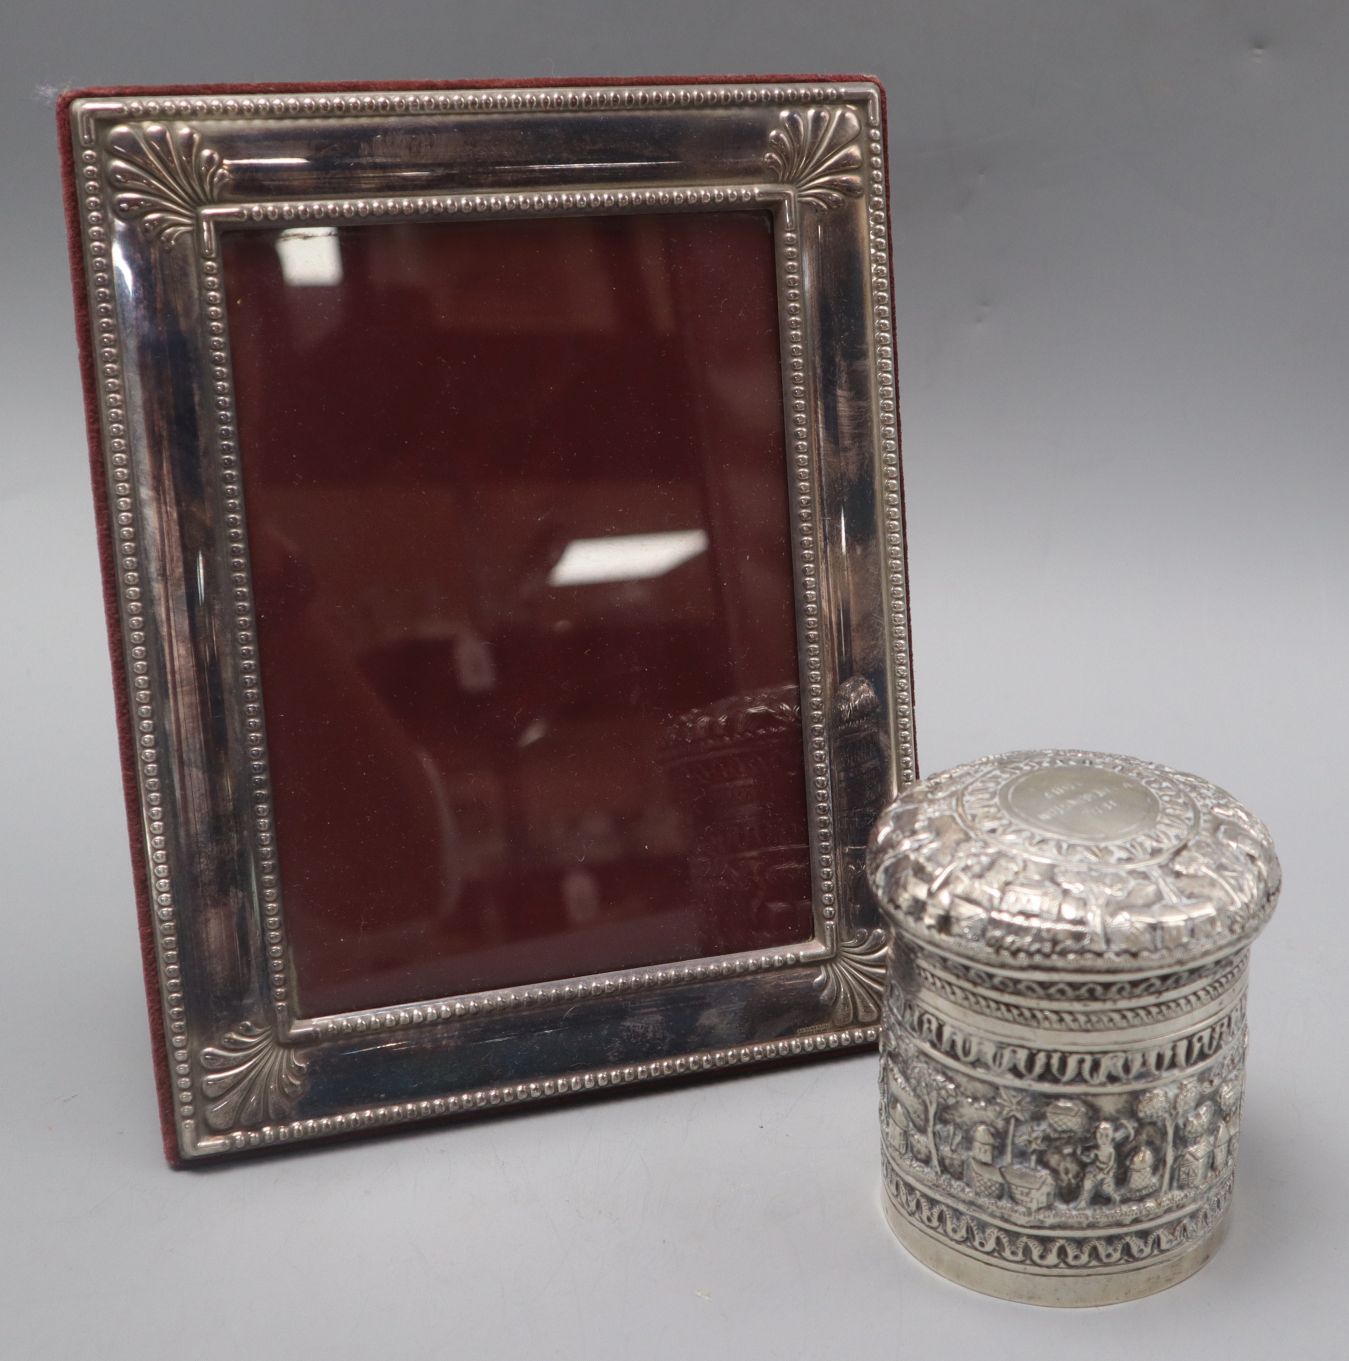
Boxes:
[66,78,917,1162]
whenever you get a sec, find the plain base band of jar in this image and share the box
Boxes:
[882,1189,1230,1308]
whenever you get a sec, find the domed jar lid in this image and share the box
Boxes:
[867,749,1280,972]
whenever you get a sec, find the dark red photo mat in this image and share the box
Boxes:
[222,209,814,1014]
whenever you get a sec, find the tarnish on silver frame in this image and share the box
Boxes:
[69,81,916,1161]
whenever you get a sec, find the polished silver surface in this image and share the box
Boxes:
[868,749,1280,1306]
[67,81,916,1161]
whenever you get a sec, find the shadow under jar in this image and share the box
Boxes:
[866,749,1281,1306]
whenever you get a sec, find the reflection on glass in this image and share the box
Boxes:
[548,529,709,587]
[274,225,343,286]
[222,211,812,1015]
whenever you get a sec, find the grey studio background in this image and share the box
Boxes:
[3,3,1344,1358]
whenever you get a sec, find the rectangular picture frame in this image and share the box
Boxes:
[61,76,916,1162]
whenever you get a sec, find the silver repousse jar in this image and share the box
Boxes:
[867,749,1280,1306]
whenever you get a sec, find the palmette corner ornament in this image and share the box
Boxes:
[866,749,1280,1306]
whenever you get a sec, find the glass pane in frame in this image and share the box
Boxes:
[221,211,813,1014]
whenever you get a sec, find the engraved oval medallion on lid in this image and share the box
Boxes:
[1000,765,1160,843]
[955,750,1196,868]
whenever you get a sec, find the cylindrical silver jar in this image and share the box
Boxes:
[867,749,1280,1306]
